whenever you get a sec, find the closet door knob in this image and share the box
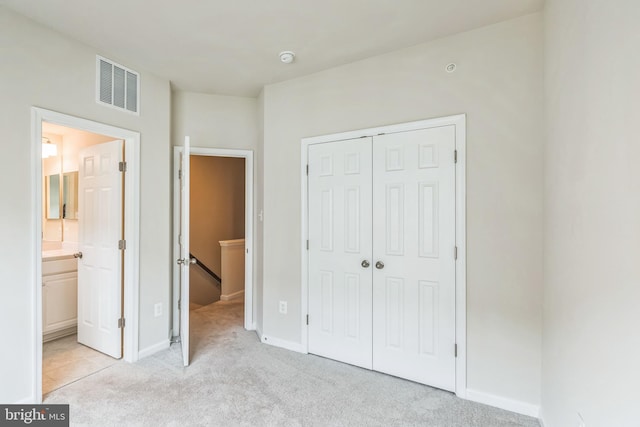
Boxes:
[375,261,384,269]
[361,260,370,268]
[73,252,83,259]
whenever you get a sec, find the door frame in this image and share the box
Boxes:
[300,114,467,397]
[31,107,141,403]
[172,146,255,334]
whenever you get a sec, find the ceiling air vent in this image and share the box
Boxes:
[96,55,139,114]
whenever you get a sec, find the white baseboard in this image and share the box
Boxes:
[138,339,170,359]
[260,334,306,354]
[220,290,244,301]
[466,388,540,418]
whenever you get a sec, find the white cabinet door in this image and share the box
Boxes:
[43,272,78,334]
[77,140,123,359]
[308,138,373,369]
[371,126,457,391]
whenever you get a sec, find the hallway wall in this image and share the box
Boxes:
[190,156,245,305]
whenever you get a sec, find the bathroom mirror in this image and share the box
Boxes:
[46,175,61,220]
[62,172,78,220]
[45,172,78,220]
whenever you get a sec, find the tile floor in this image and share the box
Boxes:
[42,334,119,395]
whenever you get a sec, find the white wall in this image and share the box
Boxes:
[171,91,261,329]
[255,90,265,332]
[542,1,640,426]
[171,91,258,151]
[262,14,543,407]
[0,6,171,403]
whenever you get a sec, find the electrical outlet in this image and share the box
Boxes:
[154,303,162,317]
[279,301,287,314]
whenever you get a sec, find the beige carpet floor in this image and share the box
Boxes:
[44,300,540,427]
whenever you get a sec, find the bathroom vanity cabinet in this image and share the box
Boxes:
[42,255,78,342]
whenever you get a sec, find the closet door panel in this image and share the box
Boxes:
[308,138,373,369]
[372,126,456,391]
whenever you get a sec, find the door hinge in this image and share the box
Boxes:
[178,299,181,310]
[119,161,127,172]
[118,318,126,329]
[454,343,458,358]
[306,165,309,176]
[178,169,182,180]
[118,239,126,250]
[306,240,309,250]
[454,246,458,260]
[306,314,309,325]
[454,150,458,163]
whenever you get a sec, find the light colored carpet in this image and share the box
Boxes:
[45,301,540,427]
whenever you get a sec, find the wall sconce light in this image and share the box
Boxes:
[42,137,57,158]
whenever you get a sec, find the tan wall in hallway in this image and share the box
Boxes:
[190,155,245,279]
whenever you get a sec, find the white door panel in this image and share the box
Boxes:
[77,140,123,359]
[372,126,456,391]
[179,136,191,367]
[308,138,373,369]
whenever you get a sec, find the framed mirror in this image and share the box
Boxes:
[63,172,78,220]
[45,172,78,220]
[46,174,61,220]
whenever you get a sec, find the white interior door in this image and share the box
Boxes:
[371,126,457,391]
[178,136,191,367]
[77,140,123,359]
[307,138,373,369]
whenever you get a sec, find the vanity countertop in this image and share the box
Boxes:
[42,249,77,261]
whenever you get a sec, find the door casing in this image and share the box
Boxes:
[300,114,467,397]
[31,107,141,403]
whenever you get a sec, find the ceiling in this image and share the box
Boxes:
[1,0,543,97]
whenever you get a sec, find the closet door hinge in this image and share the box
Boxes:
[454,150,458,164]
[306,314,309,325]
[454,344,458,358]
[306,164,309,176]
[118,318,126,329]
[178,299,181,310]
[119,161,127,172]
[306,240,309,250]
[454,246,458,260]
[178,169,182,180]
[118,240,126,250]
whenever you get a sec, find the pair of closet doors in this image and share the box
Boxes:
[307,124,457,392]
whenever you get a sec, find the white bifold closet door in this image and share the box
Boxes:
[308,137,373,369]
[308,125,456,391]
[371,126,456,391]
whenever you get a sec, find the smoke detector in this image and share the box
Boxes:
[279,51,296,64]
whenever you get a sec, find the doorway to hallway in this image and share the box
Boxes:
[172,145,255,366]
